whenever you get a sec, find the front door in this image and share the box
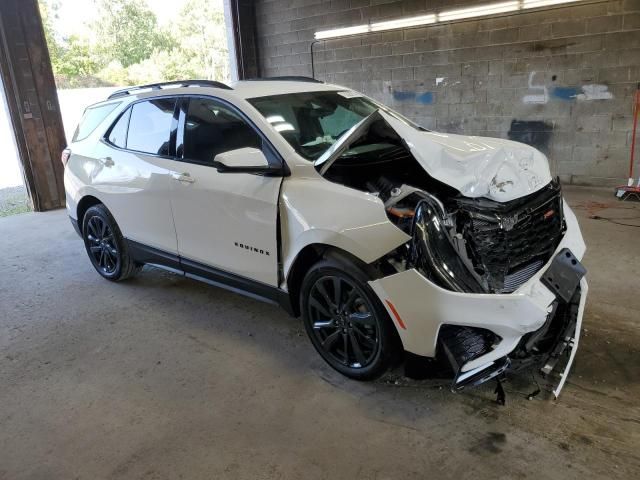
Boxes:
[170,97,283,286]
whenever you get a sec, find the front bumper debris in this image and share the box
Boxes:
[369,203,588,398]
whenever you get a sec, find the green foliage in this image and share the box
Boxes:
[95,0,174,68]
[39,0,229,87]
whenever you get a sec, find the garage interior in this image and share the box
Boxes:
[1,0,639,478]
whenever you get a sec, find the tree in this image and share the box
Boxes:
[38,0,63,72]
[94,0,174,68]
[174,0,229,80]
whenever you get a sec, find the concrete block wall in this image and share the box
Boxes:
[254,0,640,187]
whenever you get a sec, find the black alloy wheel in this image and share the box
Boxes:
[85,215,119,275]
[82,204,142,281]
[301,257,400,380]
[308,275,379,369]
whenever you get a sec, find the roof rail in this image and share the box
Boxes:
[247,76,324,84]
[107,79,233,100]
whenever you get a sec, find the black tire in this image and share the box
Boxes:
[300,255,400,380]
[82,204,142,281]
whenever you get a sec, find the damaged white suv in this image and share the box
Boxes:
[64,78,587,397]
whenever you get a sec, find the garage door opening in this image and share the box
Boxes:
[0,78,30,217]
[40,0,230,139]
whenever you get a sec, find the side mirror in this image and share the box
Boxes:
[213,147,282,175]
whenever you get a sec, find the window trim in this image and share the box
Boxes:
[176,94,288,174]
[74,101,121,142]
[101,95,180,160]
[100,94,289,176]
[104,105,132,150]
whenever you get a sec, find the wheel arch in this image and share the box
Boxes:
[285,243,380,317]
[76,195,104,233]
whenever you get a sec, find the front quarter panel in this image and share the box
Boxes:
[280,170,410,282]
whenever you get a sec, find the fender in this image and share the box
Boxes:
[279,175,410,281]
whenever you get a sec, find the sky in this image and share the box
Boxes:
[53,0,224,36]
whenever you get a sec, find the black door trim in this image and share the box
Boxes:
[126,239,295,315]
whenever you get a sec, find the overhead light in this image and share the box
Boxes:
[314,0,586,40]
[522,0,582,8]
[371,14,436,32]
[438,1,519,22]
[315,24,370,40]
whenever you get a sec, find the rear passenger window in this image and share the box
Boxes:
[183,98,261,165]
[107,107,131,148]
[126,99,176,156]
[73,102,119,142]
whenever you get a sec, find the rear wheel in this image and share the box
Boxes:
[300,257,400,380]
[82,204,141,281]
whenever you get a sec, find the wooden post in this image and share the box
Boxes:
[0,0,66,211]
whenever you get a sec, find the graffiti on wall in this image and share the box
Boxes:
[522,71,613,104]
[392,90,434,104]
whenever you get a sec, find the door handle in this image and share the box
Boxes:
[172,172,196,184]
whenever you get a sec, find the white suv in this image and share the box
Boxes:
[64,78,587,396]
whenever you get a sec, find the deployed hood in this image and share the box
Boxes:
[315,110,552,203]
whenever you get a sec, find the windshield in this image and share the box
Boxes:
[248,91,423,161]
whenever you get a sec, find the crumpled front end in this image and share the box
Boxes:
[369,189,587,397]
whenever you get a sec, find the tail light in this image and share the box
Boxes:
[61,148,71,167]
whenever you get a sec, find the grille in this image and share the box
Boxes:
[459,184,564,293]
[502,260,544,293]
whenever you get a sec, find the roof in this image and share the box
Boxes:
[230,80,343,98]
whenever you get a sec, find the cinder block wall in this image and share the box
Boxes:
[254,0,640,187]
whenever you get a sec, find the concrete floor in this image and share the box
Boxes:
[1,186,638,480]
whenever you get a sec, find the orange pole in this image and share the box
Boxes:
[630,86,640,180]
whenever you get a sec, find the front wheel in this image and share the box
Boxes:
[82,204,141,281]
[300,257,400,380]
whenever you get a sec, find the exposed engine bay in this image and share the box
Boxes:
[320,117,566,295]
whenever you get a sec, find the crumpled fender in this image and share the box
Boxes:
[279,173,410,282]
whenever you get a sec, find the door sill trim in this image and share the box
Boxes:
[126,239,294,315]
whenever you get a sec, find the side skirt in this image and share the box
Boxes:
[126,239,295,316]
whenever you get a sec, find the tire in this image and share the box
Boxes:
[300,255,400,380]
[82,204,142,281]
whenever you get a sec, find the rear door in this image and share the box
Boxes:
[169,96,284,286]
[98,97,180,253]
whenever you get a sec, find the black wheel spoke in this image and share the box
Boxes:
[349,311,375,327]
[348,331,367,365]
[322,330,342,349]
[343,288,359,311]
[342,333,349,364]
[313,319,334,329]
[87,221,98,239]
[332,277,342,308]
[352,324,375,346]
[309,296,331,318]
[316,280,336,310]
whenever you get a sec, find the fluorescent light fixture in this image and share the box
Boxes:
[314,0,586,40]
[371,14,436,32]
[438,1,519,22]
[522,0,582,8]
[315,24,370,40]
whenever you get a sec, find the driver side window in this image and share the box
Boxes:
[182,98,262,165]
